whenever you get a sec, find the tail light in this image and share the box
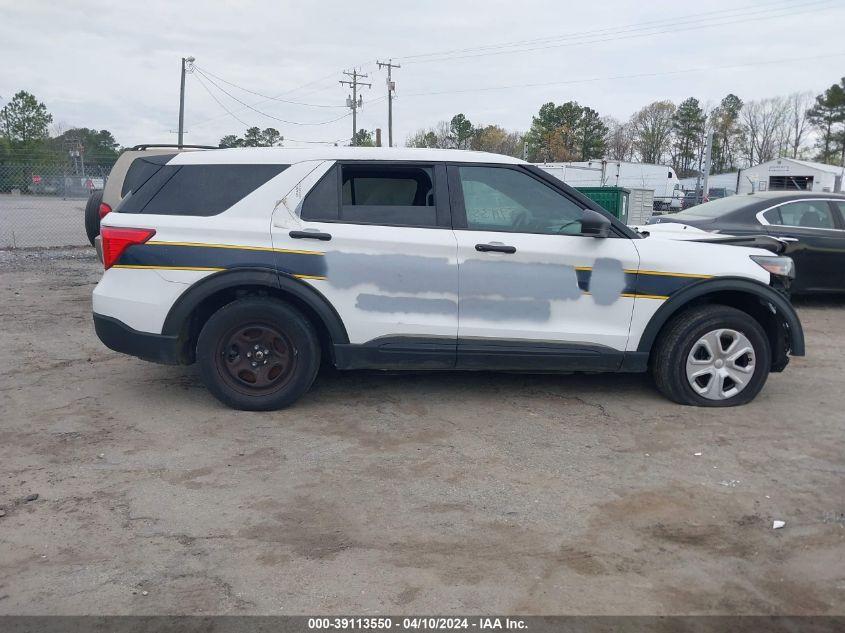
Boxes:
[101,226,156,270]
[98,202,112,219]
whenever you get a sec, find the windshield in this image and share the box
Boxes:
[673,195,756,219]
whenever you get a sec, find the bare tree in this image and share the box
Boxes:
[741,97,790,164]
[786,91,814,159]
[406,120,452,148]
[630,101,676,165]
[603,116,635,161]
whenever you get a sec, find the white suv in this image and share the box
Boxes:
[92,148,804,410]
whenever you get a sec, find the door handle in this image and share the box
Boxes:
[475,243,516,254]
[289,230,332,241]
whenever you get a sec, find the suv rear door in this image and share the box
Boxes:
[448,164,640,370]
[272,160,458,367]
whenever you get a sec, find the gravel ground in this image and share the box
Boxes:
[0,195,89,249]
[0,249,843,615]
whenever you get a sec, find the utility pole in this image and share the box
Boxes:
[340,69,371,146]
[178,56,195,148]
[377,59,400,147]
[701,128,714,203]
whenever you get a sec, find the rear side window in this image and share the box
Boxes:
[120,164,287,216]
[120,154,175,197]
[300,163,438,227]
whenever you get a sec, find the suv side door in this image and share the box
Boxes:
[759,199,845,292]
[271,160,459,367]
[448,163,641,370]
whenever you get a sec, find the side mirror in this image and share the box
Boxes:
[580,209,612,238]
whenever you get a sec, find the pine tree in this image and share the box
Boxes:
[579,108,607,160]
[672,98,706,177]
[710,94,743,173]
[808,79,845,164]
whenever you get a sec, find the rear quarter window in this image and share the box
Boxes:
[120,164,288,216]
[120,154,175,197]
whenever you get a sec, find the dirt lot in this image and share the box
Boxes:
[0,248,843,615]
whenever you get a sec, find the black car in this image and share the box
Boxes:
[646,192,845,294]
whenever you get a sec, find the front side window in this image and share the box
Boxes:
[458,166,585,234]
[763,200,836,229]
[340,164,436,226]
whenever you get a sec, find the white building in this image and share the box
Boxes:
[679,158,845,197]
[736,158,844,194]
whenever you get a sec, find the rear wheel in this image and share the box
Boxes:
[196,298,320,411]
[84,189,104,246]
[651,305,771,407]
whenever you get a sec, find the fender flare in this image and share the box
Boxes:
[161,266,349,345]
[635,276,805,356]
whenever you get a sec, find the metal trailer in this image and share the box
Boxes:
[534,161,683,212]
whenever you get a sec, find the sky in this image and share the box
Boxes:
[1,0,844,149]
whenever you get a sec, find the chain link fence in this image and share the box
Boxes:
[0,159,113,249]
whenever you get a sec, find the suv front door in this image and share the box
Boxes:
[272,161,458,368]
[448,164,640,370]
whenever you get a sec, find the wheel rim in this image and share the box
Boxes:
[215,322,296,395]
[685,328,756,401]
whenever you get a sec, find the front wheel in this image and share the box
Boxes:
[651,305,771,407]
[196,298,320,411]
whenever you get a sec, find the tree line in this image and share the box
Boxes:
[1,90,120,166]
[7,73,845,187]
[0,90,121,191]
[405,76,845,177]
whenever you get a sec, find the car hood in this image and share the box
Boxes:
[632,222,787,253]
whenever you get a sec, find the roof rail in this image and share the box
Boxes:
[129,144,219,151]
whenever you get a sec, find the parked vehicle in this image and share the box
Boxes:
[535,161,684,212]
[83,144,216,245]
[682,191,700,210]
[682,188,731,211]
[92,147,804,410]
[647,191,845,294]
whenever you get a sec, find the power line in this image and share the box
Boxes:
[192,67,352,126]
[399,0,835,64]
[192,71,250,127]
[184,76,349,145]
[399,0,832,63]
[398,0,809,61]
[192,65,346,109]
[190,63,376,129]
[395,51,845,98]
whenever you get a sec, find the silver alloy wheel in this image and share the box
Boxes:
[685,328,756,401]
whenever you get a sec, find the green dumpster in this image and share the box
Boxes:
[576,187,630,223]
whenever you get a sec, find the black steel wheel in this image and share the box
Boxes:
[197,298,320,410]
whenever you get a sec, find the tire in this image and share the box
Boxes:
[196,297,321,411]
[650,304,771,407]
[84,189,104,246]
